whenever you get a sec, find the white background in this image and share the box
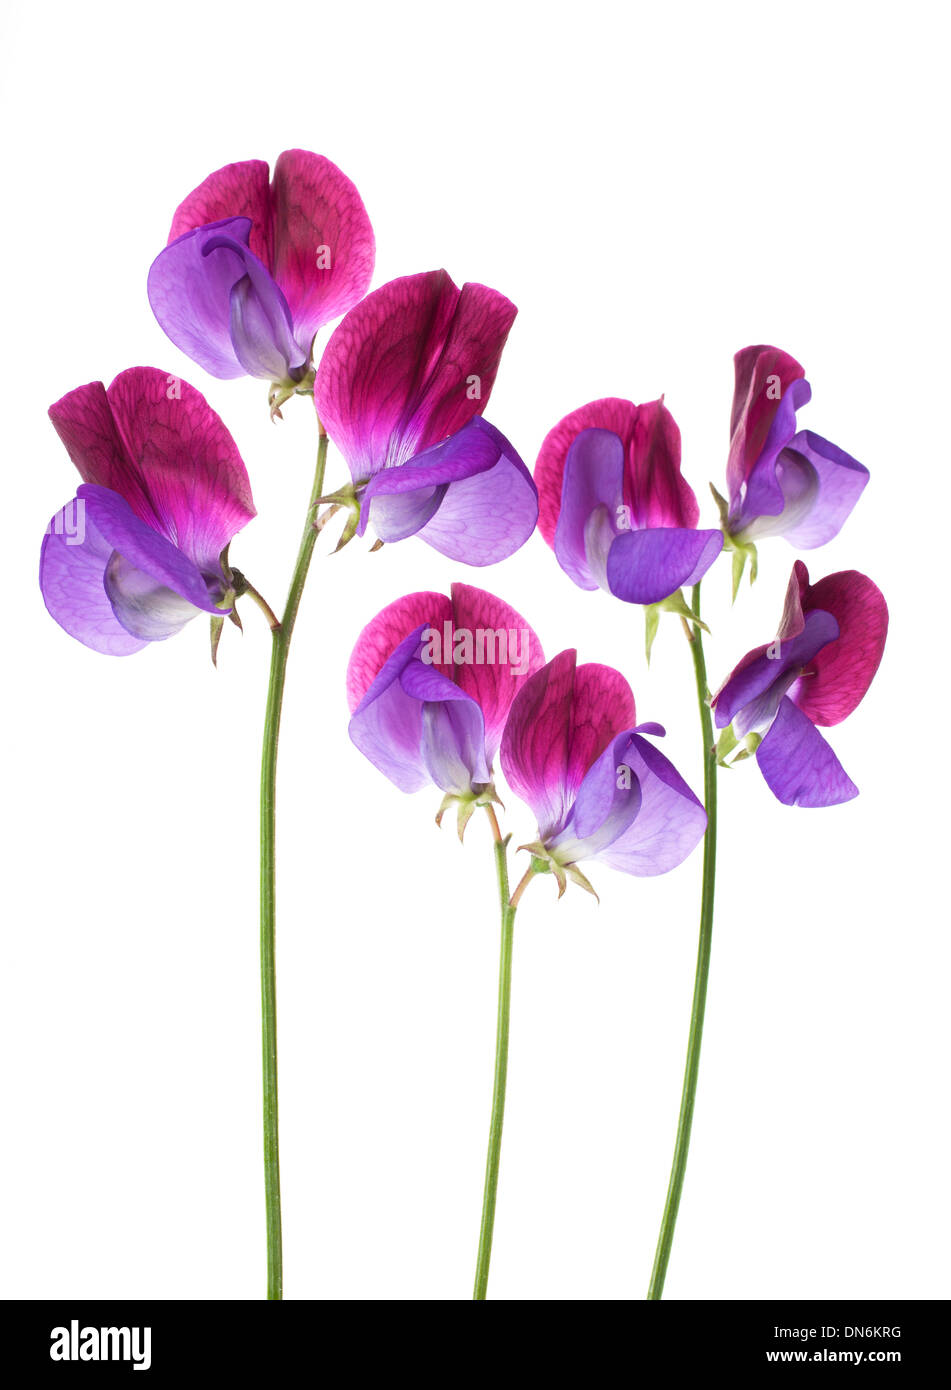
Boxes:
[2,0,948,1301]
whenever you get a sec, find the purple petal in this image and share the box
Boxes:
[772,431,869,548]
[359,418,501,542]
[148,220,305,381]
[594,732,707,876]
[731,376,811,529]
[400,659,491,792]
[756,697,858,807]
[412,420,538,564]
[348,627,433,792]
[347,592,452,713]
[79,485,222,615]
[712,608,839,733]
[40,501,148,656]
[606,527,723,606]
[727,347,807,501]
[553,427,625,590]
[548,732,643,863]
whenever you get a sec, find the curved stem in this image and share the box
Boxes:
[259,426,329,1300]
[473,818,519,1300]
[647,580,718,1300]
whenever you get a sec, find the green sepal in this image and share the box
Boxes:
[515,840,599,903]
[644,588,709,663]
[267,366,316,421]
[210,615,225,668]
[313,482,364,553]
[435,784,503,843]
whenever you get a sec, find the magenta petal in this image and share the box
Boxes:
[595,732,706,876]
[727,345,807,498]
[500,652,635,839]
[346,591,451,713]
[553,427,625,590]
[40,502,148,656]
[797,570,888,726]
[270,149,374,346]
[314,270,516,479]
[625,399,699,530]
[450,583,544,762]
[756,697,858,807]
[79,486,222,614]
[168,159,273,264]
[412,420,538,564]
[606,527,723,605]
[50,368,256,573]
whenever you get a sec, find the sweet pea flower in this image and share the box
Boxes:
[314,270,538,562]
[534,397,723,608]
[718,346,869,582]
[147,150,374,406]
[500,650,706,895]
[347,584,544,835]
[41,367,255,656]
[711,561,888,806]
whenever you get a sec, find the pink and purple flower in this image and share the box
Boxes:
[500,649,707,892]
[711,560,888,806]
[314,270,538,563]
[534,397,723,606]
[148,150,374,391]
[40,367,255,655]
[722,345,869,553]
[347,584,544,832]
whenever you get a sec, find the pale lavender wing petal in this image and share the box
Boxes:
[412,419,538,565]
[594,732,707,875]
[225,243,307,379]
[756,696,858,807]
[103,552,206,641]
[553,427,625,590]
[547,732,642,864]
[40,500,148,655]
[359,418,501,542]
[78,485,222,613]
[776,431,869,549]
[400,659,491,793]
[606,527,723,605]
[348,627,431,793]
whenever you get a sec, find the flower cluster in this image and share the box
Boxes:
[38,145,891,1302]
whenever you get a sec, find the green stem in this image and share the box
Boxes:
[647,580,718,1300]
[473,817,522,1300]
[259,426,329,1300]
